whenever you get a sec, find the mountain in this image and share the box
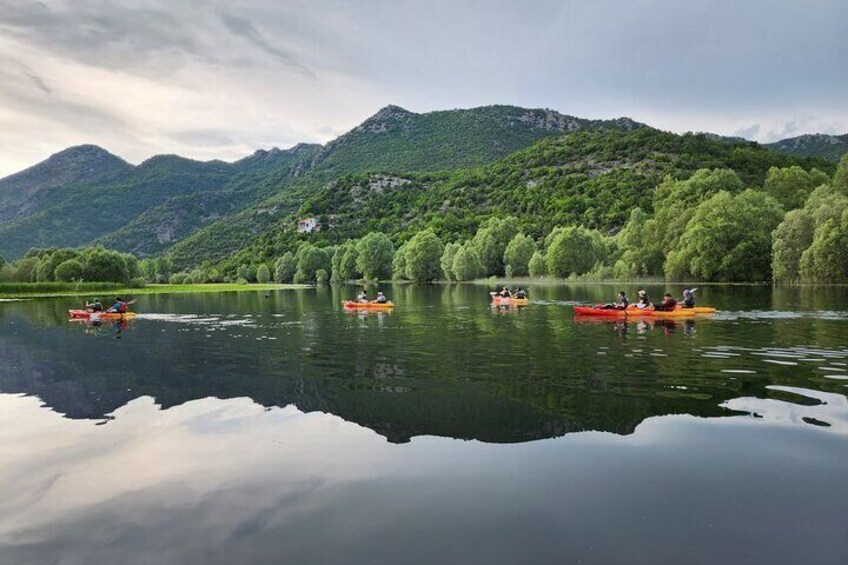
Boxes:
[0,145,130,222]
[93,143,321,256]
[307,104,646,174]
[0,105,645,260]
[1,104,839,265]
[766,133,848,161]
[0,144,320,259]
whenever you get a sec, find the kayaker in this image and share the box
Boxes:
[654,293,678,312]
[515,288,527,299]
[635,290,652,309]
[375,292,388,304]
[357,290,368,303]
[681,289,696,308]
[499,286,512,298]
[602,291,628,310]
[107,297,128,314]
[85,298,103,312]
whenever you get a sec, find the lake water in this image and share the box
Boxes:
[1,283,847,565]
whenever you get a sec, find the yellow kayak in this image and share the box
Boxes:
[491,296,529,306]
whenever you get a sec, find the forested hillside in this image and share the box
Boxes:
[0,105,644,261]
[766,133,848,162]
[209,128,831,274]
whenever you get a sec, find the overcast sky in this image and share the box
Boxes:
[0,0,846,176]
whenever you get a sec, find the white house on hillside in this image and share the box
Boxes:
[297,217,320,233]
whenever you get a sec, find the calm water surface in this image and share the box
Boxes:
[1,283,847,564]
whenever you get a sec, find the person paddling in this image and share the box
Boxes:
[514,287,528,299]
[85,298,103,313]
[635,290,652,309]
[681,289,696,308]
[602,291,629,310]
[499,286,512,298]
[356,290,368,303]
[107,297,128,314]
[654,293,678,312]
[375,291,389,304]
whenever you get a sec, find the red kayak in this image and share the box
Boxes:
[573,305,715,318]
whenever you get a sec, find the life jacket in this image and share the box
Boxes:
[118,301,127,313]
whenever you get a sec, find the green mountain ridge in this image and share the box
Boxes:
[1,105,845,265]
[765,133,848,161]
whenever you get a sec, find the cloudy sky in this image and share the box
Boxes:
[0,0,846,176]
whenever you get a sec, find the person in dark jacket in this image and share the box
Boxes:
[681,289,696,308]
[654,293,678,312]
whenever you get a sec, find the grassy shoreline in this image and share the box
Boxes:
[0,282,312,299]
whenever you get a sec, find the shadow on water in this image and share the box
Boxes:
[1,283,847,443]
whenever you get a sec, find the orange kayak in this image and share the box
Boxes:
[69,309,137,319]
[342,300,394,309]
[573,306,715,318]
[492,296,529,306]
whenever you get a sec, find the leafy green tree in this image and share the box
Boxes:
[316,268,329,284]
[771,210,815,282]
[612,208,653,278]
[355,232,394,280]
[256,264,271,283]
[503,233,536,276]
[763,165,829,210]
[832,154,848,195]
[294,245,331,283]
[403,229,444,282]
[643,169,745,275]
[13,257,38,282]
[237,264,256,283]
[441,242,461,281]
[665,190,784,281]
[472,216,520,276]
[54,259,85,282]
[392,244,408,279]
[35,249,80,282]
[452,244,484,281]
[81,247,131,283]
[185,268,206,284]
[154,257,172,283]
[340,246,360,280]
[528,251,547,277]
[169,272,187,284]
[799,211,848,283]
[546,226,600,277]
[275,252,297,283]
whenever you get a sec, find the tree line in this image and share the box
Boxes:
[0,247,143,284]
